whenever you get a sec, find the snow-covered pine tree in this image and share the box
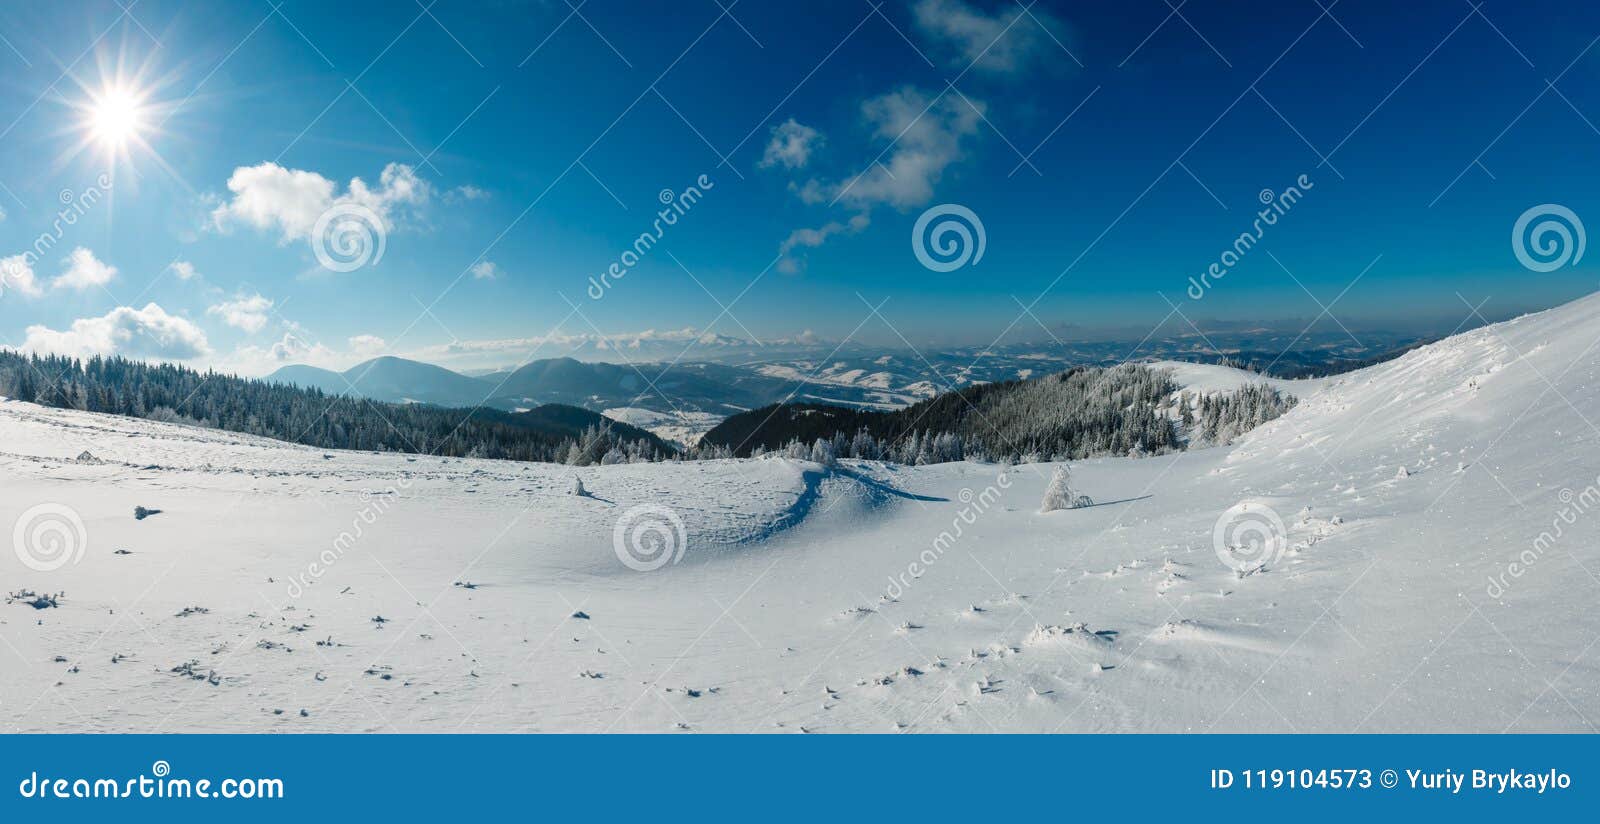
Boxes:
[809,437,837,466]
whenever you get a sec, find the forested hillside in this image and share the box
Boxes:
[697,364,1296,462]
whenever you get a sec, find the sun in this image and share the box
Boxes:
[87,86,145,148]
[56,56,185,188]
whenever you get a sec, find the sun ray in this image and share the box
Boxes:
[48,40,197,199]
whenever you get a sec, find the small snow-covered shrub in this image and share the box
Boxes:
[1040,466,1090,513]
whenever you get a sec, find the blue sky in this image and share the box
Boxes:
[0,0,1597,374]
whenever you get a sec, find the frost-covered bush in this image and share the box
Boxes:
[1040,465,1090,513]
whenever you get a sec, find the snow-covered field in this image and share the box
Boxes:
[601,407,724,448]
[3,293,1598,732]
[1150,359,1333,398]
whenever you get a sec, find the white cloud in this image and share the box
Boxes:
[210,161,431,242]
[911,0,1060,74]
[760,118,822,170]
[399,328,752,370]
[1,254,42,297]
[269,331,323,362]
[210,163,334,241]
[789,178,829,205]
[207,293,274,333]
[170,261,198,280]
[23,303,210,360]
[470,260,500,280]
[348,334,387,355]
[213,331,341,377]
[778,214,870,274]
[52,247,118,292]
[789,87,981,213]
[446,184,490,202]
[778,87,982,271]
[841,87,982,209]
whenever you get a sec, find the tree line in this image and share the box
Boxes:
[0,351,670,464]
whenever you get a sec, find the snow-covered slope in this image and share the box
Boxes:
[601,407,724,448]
[1151,359,1331,398]
[3,294,1598,732]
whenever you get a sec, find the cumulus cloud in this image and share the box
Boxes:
[1,254,42,297]
[348,334,387,355]
[210,161,431,243]
[23,303,210,360]
[269,331,324,362]
[207,293,274,333]
[470,260,501,280]
[911,0,1062,74]
[760,118,822,170]
[837,88,982,209]
[170,261,198,280]
[212,331,341,377]
[52,247,118,292]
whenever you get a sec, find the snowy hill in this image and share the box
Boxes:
[3,293,1598,732]
[601,407,724,448]
[1150,359,1331,398]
